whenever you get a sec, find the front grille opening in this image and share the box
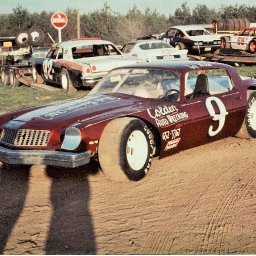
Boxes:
[0,128,50,147]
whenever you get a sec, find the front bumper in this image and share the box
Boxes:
[192,44,220,51]
[0,145,92,168]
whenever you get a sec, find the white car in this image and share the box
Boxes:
[221,27,256,53]
[160,25,221,54]
[29,38,136,92]
[121,39,188,62]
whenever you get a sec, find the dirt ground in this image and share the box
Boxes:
[1,136,256,254]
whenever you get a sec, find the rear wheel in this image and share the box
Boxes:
[249,40,256,54]
[236,91,256,138]
[175,42,185,50]
[98,117,155,182]
[60,69,77,93]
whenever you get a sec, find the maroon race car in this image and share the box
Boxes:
[0,61,256,182]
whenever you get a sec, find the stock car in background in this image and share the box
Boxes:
[29,38,137,92]
[121,39,188,62]
[160,25,221,54]
[220,27,256,53]
[0,61,256,182]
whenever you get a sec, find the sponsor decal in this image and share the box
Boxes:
[166,112,188,124]
[164,138,181,151]
[147,105,178,119]
[147,105,188,128]
[147,105,185,128]
[162,128,181,141]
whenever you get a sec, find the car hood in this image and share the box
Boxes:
[3,94,142,130]
[190,35,221,42]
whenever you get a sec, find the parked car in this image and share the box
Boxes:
[0,61,256,182]
[160,25,221,54]
[29,38,136,92]
[220,27,256,53]
[121,39,188,62]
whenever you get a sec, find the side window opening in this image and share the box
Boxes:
[185,69,234,99]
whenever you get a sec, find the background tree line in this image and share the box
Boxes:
[0,2,256,45]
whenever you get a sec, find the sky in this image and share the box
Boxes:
[0,0,254,16]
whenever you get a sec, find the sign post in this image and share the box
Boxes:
[51,12,68,43]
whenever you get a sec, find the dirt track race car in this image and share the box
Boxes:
[0,61,256,182]
[121,39,188,62]
[29,38,136,92]
[221,27,256,53]
[160,25,221,54]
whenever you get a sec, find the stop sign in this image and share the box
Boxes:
[51,12,68,30]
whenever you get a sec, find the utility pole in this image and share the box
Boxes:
[77,2,81,39]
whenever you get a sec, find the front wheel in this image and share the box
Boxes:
[236,91,256,138]
[98,117,155,182]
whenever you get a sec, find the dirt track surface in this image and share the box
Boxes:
[1,137,256,254]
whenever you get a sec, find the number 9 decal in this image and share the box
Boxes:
[205,96,228,136]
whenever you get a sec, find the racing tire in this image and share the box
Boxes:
[175,42,185,50]
[60,68,77,93]
[236,91,256,138]
[15,31,32,46]
[9,70,20,87]
[98,117,155,182]
[249,40,256,54]
[32,65,44,84]
[29,28,45,46]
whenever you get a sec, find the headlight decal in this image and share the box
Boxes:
[61,127,82,151]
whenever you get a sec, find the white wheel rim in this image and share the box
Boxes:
[30,31,40,41]
[61,73,68,90]
[17,33,29,43]
[126,130,148,171]
[248,100,256,130]
[32,67,37,82]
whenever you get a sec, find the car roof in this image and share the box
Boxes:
[127,39,169,45]
[170,25,207,30]
[111,60,234,73]
[58,39,115,48]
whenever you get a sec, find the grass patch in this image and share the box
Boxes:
[0,84,88,113]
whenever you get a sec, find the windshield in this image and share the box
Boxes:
[89,68,181,100]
